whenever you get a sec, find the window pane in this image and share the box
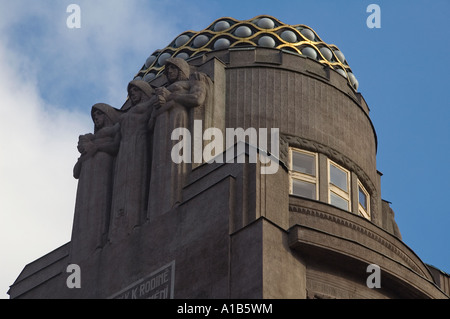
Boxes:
[330,163,348,192]
[292,151,315,176]
[292,179,316,199]
[330,192,349,210]
[359,186,367,211]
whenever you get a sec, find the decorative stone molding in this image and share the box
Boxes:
[289,204,427,277]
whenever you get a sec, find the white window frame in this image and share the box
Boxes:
[357,180,370,219]
[327,159,351,211]
[289,148,319,200]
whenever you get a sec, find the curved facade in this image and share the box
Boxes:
[9,16,449,299]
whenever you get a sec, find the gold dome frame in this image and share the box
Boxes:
[135,15,358,90]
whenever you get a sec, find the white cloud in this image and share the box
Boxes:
[0,31,91,298]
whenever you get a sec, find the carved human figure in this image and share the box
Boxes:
[71,103,120,262]
[147,58,209,219]
[109,80,156,242]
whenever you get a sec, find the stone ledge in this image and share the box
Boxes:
[288,224,447,298]
[288,197,433,280]
[8,243,70,298]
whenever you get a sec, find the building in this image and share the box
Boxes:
[8,15,450,299]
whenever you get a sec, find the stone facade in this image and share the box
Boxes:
[8,17,449,299]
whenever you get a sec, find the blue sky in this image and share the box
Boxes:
[0,0,448,298]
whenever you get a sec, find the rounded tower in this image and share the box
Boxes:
[133,15,447,299]
[9,15,449,300]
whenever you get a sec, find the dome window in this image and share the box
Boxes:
[289,148,318,200]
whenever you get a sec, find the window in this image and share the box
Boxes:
[328,160,350,211]
[288,147,371,220]
[358,181,370,219]
[289,148,318,200]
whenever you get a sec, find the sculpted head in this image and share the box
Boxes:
[92,109,106,128]
[128,86,142,105]
[91,103,120,133]
[164,58,190,83]
[127,80,154,106]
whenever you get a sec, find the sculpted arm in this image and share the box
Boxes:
[148,100,173,131]
[134,94,158,116]
[73,159,82,179]
[169,78,207,109]
[148,88,174,131]
[95,123,121,156]
[73,124,121,179]
[73,133,94,179]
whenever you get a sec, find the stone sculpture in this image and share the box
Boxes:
[147,58,210,219]
[71,59,213,246]
[71,103,120,261]
[108,80,156,242]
